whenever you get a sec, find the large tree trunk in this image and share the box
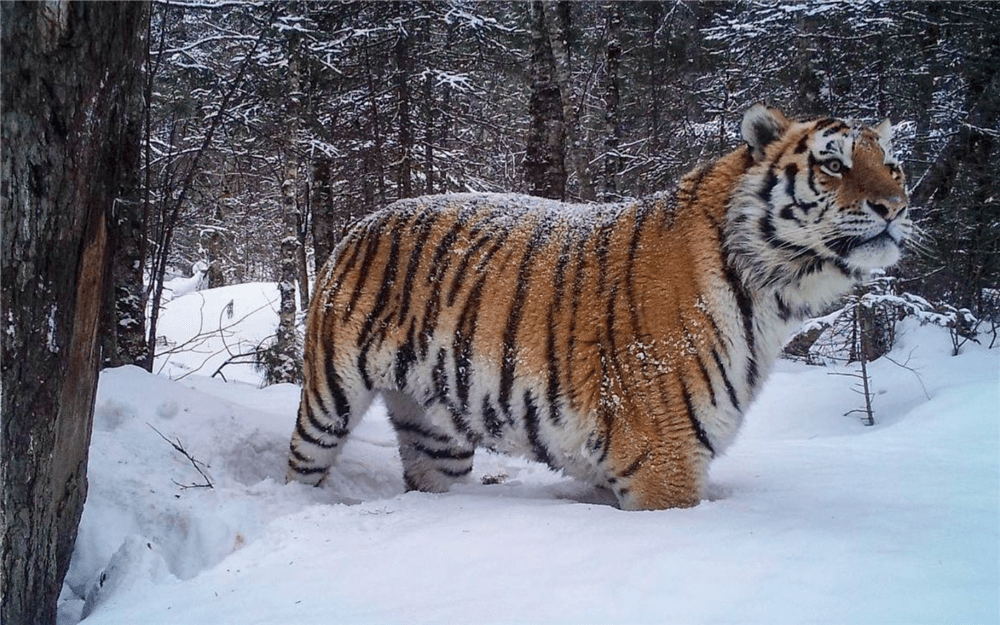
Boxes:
[524,0,567,200]
[1,3,148,624]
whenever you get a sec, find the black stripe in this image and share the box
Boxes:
[813,118,839,132]
[343,220,385,321]
[499,217,552,416]
[394,323,417,390]
[544,234,574,427]
[805,153,822,197]
[392,419,453,444]
[481,395,503,439]
[617,449,651,479]
[418,206,480,358]
[523,390,555,467]
[746,355,759,392]
[304,398,349,438]
[679,377,715,457]
[694,352,718,408]
[563,234,590,410]
[431,347,449,406]
[439,466,474,478]
[794,133,810,154]
[357,215,408,352]
[545,316,563,427]
[775,293,792,322]
[324,351,351,420]
[711,348,741,412]
[758,166,779,202]
[454,234,507,410]
[625,204,650,338]
[446,232,493,307]
[723,262,760,393]
[724,263,756,353]
[289,446,314,465]
[411,441,474,461]
[783,162,799,200]
[396,206,439,325]
[288,463,327,476]
[295,418,339,449]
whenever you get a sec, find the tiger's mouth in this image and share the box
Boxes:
[828,227,904,268]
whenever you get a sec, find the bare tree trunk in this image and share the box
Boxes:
[394,0,414,199]
[275,31,303,384]
[602,4,623,202]
[543,0,595,201]
[423,71,435,195]
[524,0,567,200]
[310,156,336,272]
[1,4,148,624]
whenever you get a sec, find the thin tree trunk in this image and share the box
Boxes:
[603,4,623,202]
[543,0,595,201]
[275,30,303,384]
[1,4,148,624]
[310,156,335,272]
[394,1,413,199]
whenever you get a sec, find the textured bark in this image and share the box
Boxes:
[524,0,567,200]
[394,0,414,199]
[275,32,303,384]
[310,156,335,272]
[543,0,595,201]
[102,32,150,368]
[602,4,623,202]
[1,3,148,624]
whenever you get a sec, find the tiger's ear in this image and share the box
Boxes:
[741,104,791,162]
[875,118,893,152]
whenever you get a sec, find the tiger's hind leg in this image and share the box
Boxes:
[383,390,475,493]
[286,379,375,487]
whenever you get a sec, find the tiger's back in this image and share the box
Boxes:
[288,105,910,510]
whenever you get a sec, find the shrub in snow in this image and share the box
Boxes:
[785,275,984,364]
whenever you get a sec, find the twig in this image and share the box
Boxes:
[883,348,932,400]
[148,423,214,489]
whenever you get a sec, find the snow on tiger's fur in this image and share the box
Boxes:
[286,104,911,510]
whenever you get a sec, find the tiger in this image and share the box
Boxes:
[286,104,910,510]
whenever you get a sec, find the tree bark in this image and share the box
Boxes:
[1,3,148,624]
[102,23,150,368]
[543,0,595,201]
[602,4,623,202]
[524,0,567,200]
[275,31,303,384]
[394,0,414,200]
[310,156,335,272]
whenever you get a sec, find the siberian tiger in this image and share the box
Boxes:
[286,104,910,510]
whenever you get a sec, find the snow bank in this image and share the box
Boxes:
[60,287,999,624]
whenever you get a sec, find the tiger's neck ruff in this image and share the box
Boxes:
[286,105,910,510]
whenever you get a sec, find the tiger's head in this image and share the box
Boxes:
[729,104,911,287]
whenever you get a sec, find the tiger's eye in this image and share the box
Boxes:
[825,159,842,174]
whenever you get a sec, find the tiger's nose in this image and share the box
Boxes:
[870,195,907,220]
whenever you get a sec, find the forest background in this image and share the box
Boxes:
[108,0,1000,377]
[3,3,998,623]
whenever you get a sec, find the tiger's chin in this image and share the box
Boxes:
[841,231,904,271]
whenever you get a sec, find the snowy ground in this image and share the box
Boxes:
[61,284,999,624]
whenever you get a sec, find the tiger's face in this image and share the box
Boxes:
[739,105,911,274]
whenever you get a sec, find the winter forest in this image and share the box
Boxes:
[114,0,999,375]
[2,2,998,625]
